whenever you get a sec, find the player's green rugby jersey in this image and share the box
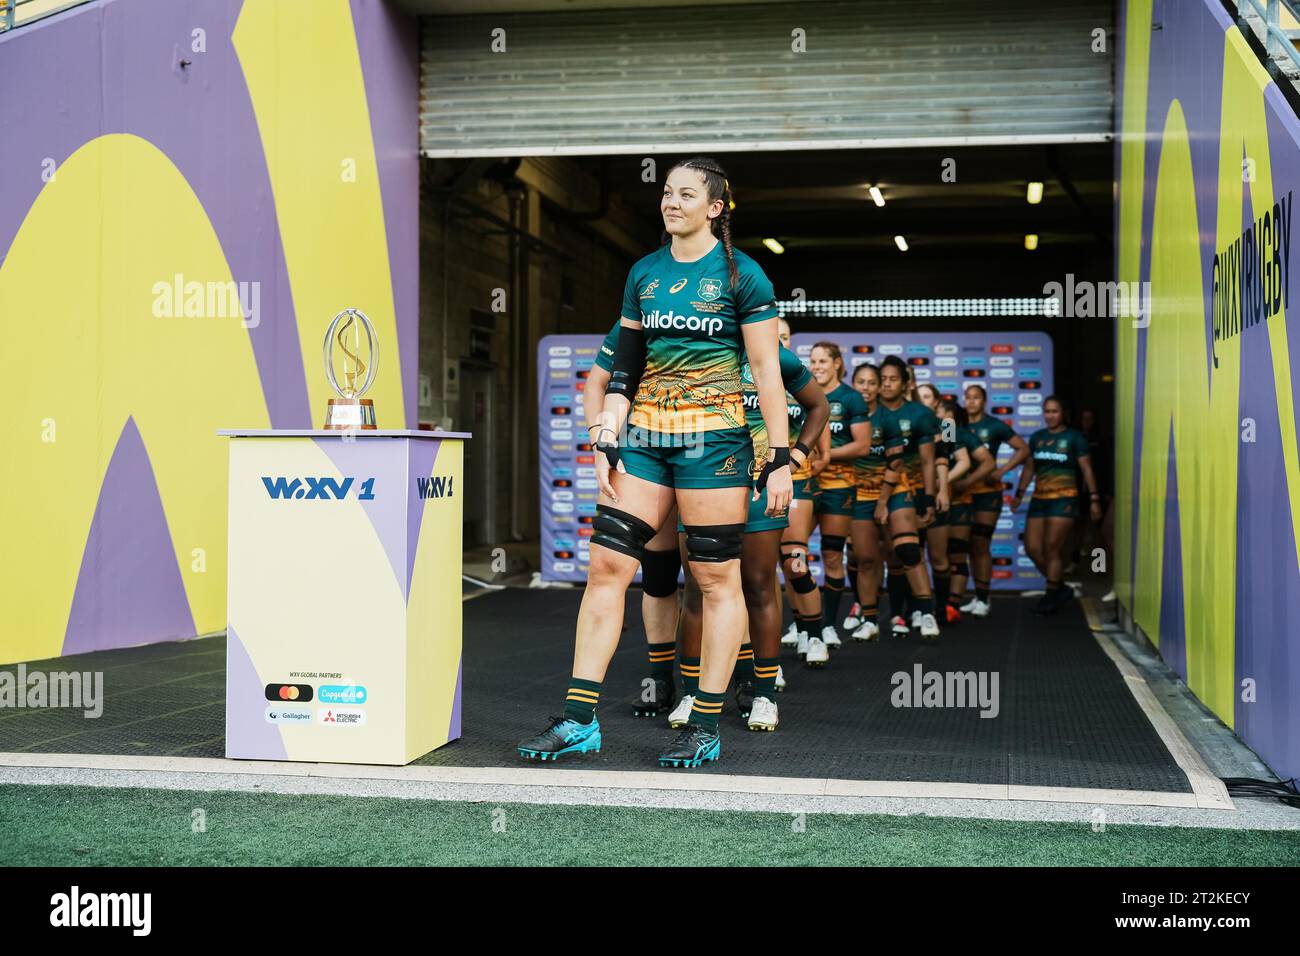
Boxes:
[854,406,887,501]
[951,425,984,504]
[789,371,815,481]
[739,344,812,466]
[1027,427,1090,499]
[899,399,939,496]
[874,401,924,494]
[819,383,871,490]
[967,414,1018,494]
[619,240,779,438]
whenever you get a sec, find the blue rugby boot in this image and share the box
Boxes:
[517,715,602,762]
[657,723,721,768]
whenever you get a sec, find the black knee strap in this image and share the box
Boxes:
[896,541,923,568]
[972,522,996,539]
[591,506,656,559]
[820,534,847,554]
[790,571,818,594]
[640,546,681,597]
[684,523,744,563]
[948,537,971,557]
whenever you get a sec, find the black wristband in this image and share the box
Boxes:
[793,440,811,459]
[755,446,791,493]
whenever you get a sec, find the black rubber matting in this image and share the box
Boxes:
[0,589,1193,793]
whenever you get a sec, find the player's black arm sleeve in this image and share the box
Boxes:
[607,322,647,400]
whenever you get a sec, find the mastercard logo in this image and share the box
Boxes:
[852,344,875,353]
[265,683,313,702]
[990,344,1014,354]
[992,570,1013,579]
[553,479,573,487]
[576,370,590,379]
[907,357,929,366]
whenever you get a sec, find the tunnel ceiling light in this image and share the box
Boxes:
[775,298,1053,317]
[1024,234,1039,250]
[762,237,785,255]
[869,186,886,207]
[1026,181,1044,205]
[893,235,908,252]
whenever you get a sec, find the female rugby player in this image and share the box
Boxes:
[518,157,791,769]
[673,342,828,730]
[809,342,871,660]
[873,357,940,640]
[779,319,831,656]
[1012,396,1101,614]
[588,322,684,717]
[938,400,995,622]
[960,384,1029,618]
[846,362,887,640]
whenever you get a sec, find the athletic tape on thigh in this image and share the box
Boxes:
[947,537,971,557]
[592,506,657,558]
[683,523,745,563]
[972,522,996,538]
[640,546,682,597]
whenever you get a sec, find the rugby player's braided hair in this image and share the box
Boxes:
[668,156,740,291]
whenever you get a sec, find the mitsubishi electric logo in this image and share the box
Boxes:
[642,309,723,336]
[262,476,376,500]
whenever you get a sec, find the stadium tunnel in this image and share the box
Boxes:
[1,0,1297,807]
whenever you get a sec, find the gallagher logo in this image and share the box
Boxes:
[262,477,375,500]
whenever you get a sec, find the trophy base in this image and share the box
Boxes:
[324,398,376,430]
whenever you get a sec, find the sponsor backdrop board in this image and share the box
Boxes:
[224,431,466,765]
[539,336,620,584]
[791,332,1053,590]
[539,332,1052,588]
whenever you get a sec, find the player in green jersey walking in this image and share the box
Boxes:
[1012,396,1101,614]
[845,362,888,641]
[590,321,684,718]
[873,357,940,640]
[961,384,1029,619]
[939,400,996,622]
[673,343,828,731]
[809,341,872,662]
[891,381,942,632]
[779,318,832,659]
[518,157,792,769]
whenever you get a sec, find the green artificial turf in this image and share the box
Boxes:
[2,784,1296,866]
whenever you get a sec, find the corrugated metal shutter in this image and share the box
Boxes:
[420,0,1114,156]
